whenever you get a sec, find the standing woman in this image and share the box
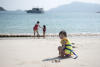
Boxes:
[33,21,40,37]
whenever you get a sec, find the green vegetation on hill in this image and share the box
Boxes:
[0,7,6,11]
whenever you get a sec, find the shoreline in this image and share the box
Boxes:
[0,33,100,37]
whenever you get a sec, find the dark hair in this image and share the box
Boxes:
[43,25,46,28]
[59,30,67,37]
[37,21,40,24]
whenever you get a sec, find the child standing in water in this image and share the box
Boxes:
[33,21,41,37]
[58,30,78,59]
[43,25,46,38]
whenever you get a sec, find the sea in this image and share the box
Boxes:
[0,11,100,35]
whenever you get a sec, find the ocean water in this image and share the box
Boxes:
[0,11,100,34]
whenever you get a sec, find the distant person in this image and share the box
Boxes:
[33,21,41,37]
[58,30,78,59]
[42,25,46,38]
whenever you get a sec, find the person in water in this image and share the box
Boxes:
[33,21,41,37]
[43,25,46,38]
[58,30,78,59]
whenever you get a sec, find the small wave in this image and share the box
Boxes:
[0,33,100,37]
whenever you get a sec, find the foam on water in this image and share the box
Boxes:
[0,33,100,37]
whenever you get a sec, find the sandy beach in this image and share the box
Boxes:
[0,36,100,67]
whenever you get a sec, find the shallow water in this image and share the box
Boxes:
[0,11,100,34]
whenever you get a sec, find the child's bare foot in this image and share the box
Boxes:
[58,55,65,58]
[58,56,62,58]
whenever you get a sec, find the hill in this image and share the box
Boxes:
[0,7,6,11]
[48,2,100,12]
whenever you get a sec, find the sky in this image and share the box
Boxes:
[0,0,100,11]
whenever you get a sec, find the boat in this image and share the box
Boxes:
[26,8,44,13]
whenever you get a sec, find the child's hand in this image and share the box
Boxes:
[39,27,43,29]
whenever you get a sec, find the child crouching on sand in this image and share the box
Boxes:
[58,30,78,59]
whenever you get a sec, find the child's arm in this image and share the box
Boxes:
[39,25,41,28]
[37,24,41,28]
[61,39,67,50]
[62,45,66,50]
